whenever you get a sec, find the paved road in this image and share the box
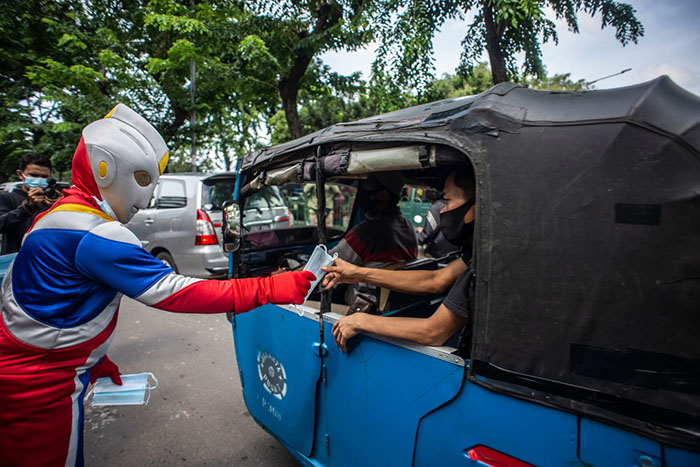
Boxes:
[83,298,299,466]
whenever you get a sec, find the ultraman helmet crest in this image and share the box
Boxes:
[82,104,169,223]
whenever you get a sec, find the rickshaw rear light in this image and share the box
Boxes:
[195,209,218,245]
[466,445,532,467]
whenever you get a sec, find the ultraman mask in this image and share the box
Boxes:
[82,104,169,223]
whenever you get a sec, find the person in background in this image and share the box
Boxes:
[0,152,56,254]
[0,104,314,467]
[304,182,341,226]
[416,188,457,258]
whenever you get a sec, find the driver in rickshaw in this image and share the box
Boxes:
[329,171,417,266]
[322,167,475,352]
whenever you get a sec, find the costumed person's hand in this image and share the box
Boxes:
[231,270,316,314]
[332,314,365,352]
[90,355,122,385]
[321,258,361,289]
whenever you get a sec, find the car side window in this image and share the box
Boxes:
[156,179,187,209]
[202,179,235,211]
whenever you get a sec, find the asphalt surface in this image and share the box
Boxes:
[83,297,299,466]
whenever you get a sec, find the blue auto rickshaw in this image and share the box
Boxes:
[222,76,700,466]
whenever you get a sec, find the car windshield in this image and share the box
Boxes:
[245,186,286,210]
[202,177,235,211]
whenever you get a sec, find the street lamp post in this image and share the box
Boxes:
[190,0,196,173]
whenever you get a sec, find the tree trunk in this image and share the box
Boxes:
[160,106,188,142]
[221,135,231,171]
[279,78,303,140]
[276,1,343,141]
[482,1,508,84]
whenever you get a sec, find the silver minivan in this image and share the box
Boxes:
[127,172,292,278]
[127,173,235,278]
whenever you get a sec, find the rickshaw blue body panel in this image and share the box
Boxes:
[232,305,700,466]
[233,304,321,455]
[318,319,463,466]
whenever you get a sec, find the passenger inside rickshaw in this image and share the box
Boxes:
[328,171,418,311]
[322,167,476,355]
[237,165,475,355]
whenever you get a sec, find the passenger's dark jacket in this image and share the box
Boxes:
[0,186,50,254]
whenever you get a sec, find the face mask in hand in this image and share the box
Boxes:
[23,175,49,189]
[303,244,337,301]
[441,199,475,247]
[90,372,158,406]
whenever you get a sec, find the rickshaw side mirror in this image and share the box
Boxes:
[222,200,241,253]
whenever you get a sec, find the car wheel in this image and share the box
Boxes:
[156,251,178,273]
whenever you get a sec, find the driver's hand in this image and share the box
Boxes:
[332,314,364,352]
[321,258,361,289]
[27,187,47,207]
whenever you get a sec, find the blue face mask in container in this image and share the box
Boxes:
[89,372,158,406]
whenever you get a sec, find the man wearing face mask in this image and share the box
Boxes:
[0,152,55,254]
[0,104,314,467]
[417,188,459,258]
[329,172,417,266]
[322,167,475,352]
[324,172,418,309]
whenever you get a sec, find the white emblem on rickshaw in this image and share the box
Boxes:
[257,351,287,400]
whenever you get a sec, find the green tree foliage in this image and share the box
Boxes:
[268,61,418,145]
[0,0,606,180]
[0,0,84,177]
[463,0,644,83]
[419,62,494,102]
[237,0,375,140]
[522,71,589,91]
[144,0,259,170]
[375,0,643,86]
[268,61,592,144]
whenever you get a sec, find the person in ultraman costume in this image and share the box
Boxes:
[0,104,314,467]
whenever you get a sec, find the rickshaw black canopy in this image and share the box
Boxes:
[240,76,700,447]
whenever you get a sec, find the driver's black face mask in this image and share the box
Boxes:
[441,199,475,247]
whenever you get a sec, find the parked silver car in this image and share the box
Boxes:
[127,172,292,278]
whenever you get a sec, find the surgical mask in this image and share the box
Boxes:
[441,199,475,247]
[303,244,337,301]
[93,196,118,220]
[89,372,158,406]
[24,175,49,189]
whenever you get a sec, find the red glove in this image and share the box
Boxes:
[90,355,122,385]
[231,270,316,314]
